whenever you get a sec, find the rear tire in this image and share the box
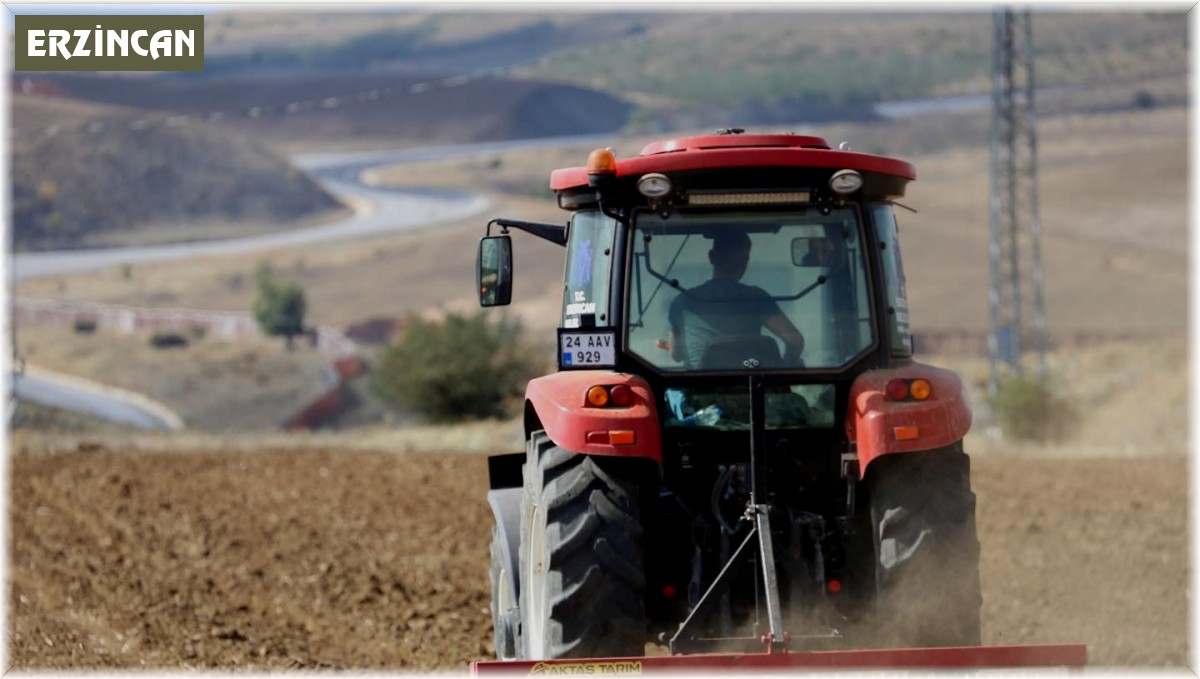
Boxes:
[869,443,982,647]
[489,526,519,660]
[518,431,648,659]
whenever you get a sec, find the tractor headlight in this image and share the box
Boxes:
[637,173,673,199]
[829,169,863,195]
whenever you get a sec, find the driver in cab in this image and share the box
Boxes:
[668,231,805,369]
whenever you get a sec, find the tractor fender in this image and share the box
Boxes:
[845,362,972,479]
[525,371,663,464]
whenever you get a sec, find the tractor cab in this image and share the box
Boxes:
[479,132,916,436]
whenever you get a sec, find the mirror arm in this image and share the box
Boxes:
[599,201,626,225]
[490,218,567,246]
[773,275,827,302]
[640,243,686,296]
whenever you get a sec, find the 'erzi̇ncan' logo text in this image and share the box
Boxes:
[27,27,196,61]
[15,15,204,72]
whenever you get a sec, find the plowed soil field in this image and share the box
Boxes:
[8,444,1189,670]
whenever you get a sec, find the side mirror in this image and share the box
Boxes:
[792,235,841,267]
[791,237,820,267]
[478,235,513,307]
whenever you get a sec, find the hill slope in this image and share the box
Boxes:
[12,96,346,252]
[199,10,1187,131]
[29,73,633,152]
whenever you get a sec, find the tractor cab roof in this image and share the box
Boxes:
[549,133,916,197]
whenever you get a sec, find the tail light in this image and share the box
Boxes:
[885,379,909,401]
[885,378,934,402]
[585,385,610,407]
[609,384,632,406]
[909,379,932,400]
[585,384,635,408]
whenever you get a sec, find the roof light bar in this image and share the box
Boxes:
[686,190,811,207]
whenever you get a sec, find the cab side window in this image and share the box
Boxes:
[562,211,615,329]
[873,205,912,356]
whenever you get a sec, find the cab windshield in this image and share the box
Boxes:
[627,207,874,373]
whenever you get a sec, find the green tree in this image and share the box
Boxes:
[373,311,538,422]
[252,263,307,350]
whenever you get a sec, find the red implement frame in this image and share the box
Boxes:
[472,644,1087,675]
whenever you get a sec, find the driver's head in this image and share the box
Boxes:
[709,232,752,280]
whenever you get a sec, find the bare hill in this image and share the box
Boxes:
[11,96,346,252]
[201,10,1186,132]
[202,12,652,78]
[28,73,633,152]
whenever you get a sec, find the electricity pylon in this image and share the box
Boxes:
[988,7,1047,395]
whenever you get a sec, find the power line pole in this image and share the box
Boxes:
[988,7,1047,396]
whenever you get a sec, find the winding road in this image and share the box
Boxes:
[14,134,610,281]
[11,133,614,428]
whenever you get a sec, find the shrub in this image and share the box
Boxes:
[149,332,189,349]
[252,263,307,349]
[1133,89,1158,109]
[372,311,539,422]
[989,374,1076,442]
[73,317,97,334]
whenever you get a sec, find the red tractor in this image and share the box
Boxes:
[473,131,1083,673]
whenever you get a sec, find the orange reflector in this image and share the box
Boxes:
[894,425,920,441]
[910,379,933,401]
[587,147,618,175]
[585,430,635,446]
[609,430,636,446]
[586,385,609,407]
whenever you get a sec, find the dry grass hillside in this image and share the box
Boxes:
[199,10,1185,126]
[201,11,647,57]
[33,73,632,154]
[11,96,347,252]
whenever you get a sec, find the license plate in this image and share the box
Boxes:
[559,330,616,368]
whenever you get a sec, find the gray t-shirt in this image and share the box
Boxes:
[668,280,782,368]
